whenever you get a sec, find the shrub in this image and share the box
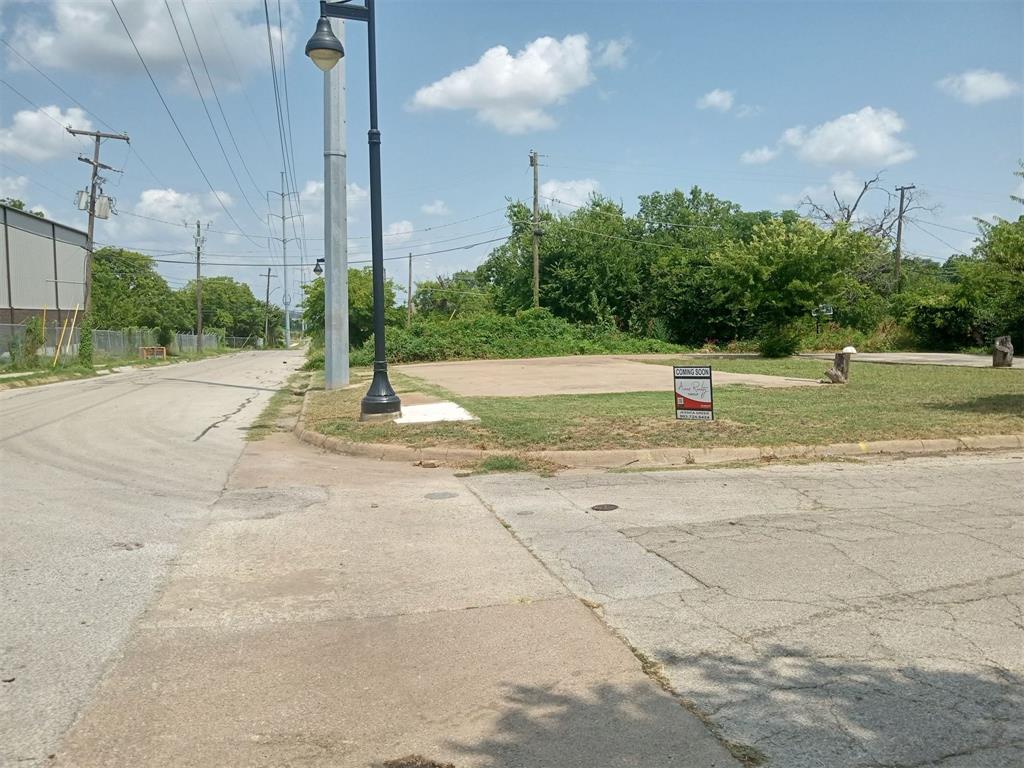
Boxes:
[78,317,94,367]
[757,325,801,358]
[156,326,174,348]
[305,309,686,369]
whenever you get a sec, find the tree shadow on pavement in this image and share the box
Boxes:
[656,644,1024,768]
[445,680,742,768]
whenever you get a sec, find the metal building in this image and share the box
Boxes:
[1,202,87,325]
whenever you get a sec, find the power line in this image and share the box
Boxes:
[141,235,510,268]
[115,205,509,243]
[275,0,309,276]
[179,0,265,200]
[164,0,266,224]
[109,0,264,249]
[205,0,275,154]
[906,220,964,253]
[907,218,980,237]
[1,38,168,189]
[0,77,89,149]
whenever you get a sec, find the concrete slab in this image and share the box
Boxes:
[57,599,738,768]
[398,355,820,397]
[395,401,476,424]
[54,437,737,768]
[467,452,1024,768]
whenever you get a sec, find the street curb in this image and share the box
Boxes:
[292,392,1022,468]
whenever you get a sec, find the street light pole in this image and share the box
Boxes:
[307,0,400,419]
[324,17,349,389]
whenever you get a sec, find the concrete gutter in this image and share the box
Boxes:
[293,392,1022,468]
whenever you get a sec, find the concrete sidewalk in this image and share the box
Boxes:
[54,435,738,768]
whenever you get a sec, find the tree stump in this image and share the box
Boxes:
[993,336,1014,368]
[823,351,853,384]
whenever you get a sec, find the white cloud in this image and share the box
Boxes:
[696,89,734,112]
[540,178,600,210]
[134,188,230,223]
[384,220,414,243]
[0,105,92,161]
[740,146,779,164]
[0,174,29,200]
[410,34,594,133]
[937,69,1020,105]
[777,106,915,166]
[7,0,294,87]
[421,199,451,216]
[596,37,630,69]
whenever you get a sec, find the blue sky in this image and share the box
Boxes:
[1,0,1021,305]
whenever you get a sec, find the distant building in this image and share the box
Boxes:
[1,202,87,325]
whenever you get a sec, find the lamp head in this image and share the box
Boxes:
[313,258,325,276]
[305,16,344,71]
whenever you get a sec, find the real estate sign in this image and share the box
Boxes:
[673,366,714,421]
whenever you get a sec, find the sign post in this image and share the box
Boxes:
[674,366,714,421]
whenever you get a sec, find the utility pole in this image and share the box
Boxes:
[529,149,541,308]
[268,171,300,347]
[407,252,413,326]
[193,221,206,352]
[67,128,129,315]
[323,16,349,389]
[261,268,276,346]
[894,184,915,294]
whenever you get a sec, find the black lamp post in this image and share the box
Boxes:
[306,0,400,419]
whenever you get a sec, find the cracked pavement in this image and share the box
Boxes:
[467,453,1024,767]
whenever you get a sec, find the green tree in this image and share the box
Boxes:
[91,248,186,331]
[1,197,45,218]
[176,276,278,339]
[414,271,493,318]
[300,268,399,347]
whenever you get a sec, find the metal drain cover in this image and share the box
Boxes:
[590,503,619,511]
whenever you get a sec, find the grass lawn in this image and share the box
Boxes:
[303,358,1024,451]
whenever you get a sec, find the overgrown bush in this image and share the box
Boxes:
[78,317,94,367]
[757,325,801,358]
[157,326,174,348]
[307,309,685,369]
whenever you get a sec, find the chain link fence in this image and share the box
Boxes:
[1,323,223,366]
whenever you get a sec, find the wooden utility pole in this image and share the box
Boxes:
[894,184,915,294]
[530,149,540,308]
[407,252,413,326]
[67,128,129,314]
[193,221,206,352]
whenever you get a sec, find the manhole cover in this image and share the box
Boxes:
[590,503,619,511]
[425,492,457,500]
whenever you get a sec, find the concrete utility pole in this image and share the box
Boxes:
[193,221,206,352]
[407,252,413,326]
[268,172,301,348]
[67,128,129,314]
[323,17,349,389]
[262,268,275,346]
[894,184,915,295]
[529,149,540,308]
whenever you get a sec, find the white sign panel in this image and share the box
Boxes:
[673,366,714,421]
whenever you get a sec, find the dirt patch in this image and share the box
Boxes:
[397,355,820,397]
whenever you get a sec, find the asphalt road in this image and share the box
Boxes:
[468,453,1024,767]
[0,351,301,767]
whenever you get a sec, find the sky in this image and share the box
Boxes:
[1,0,1022,309]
